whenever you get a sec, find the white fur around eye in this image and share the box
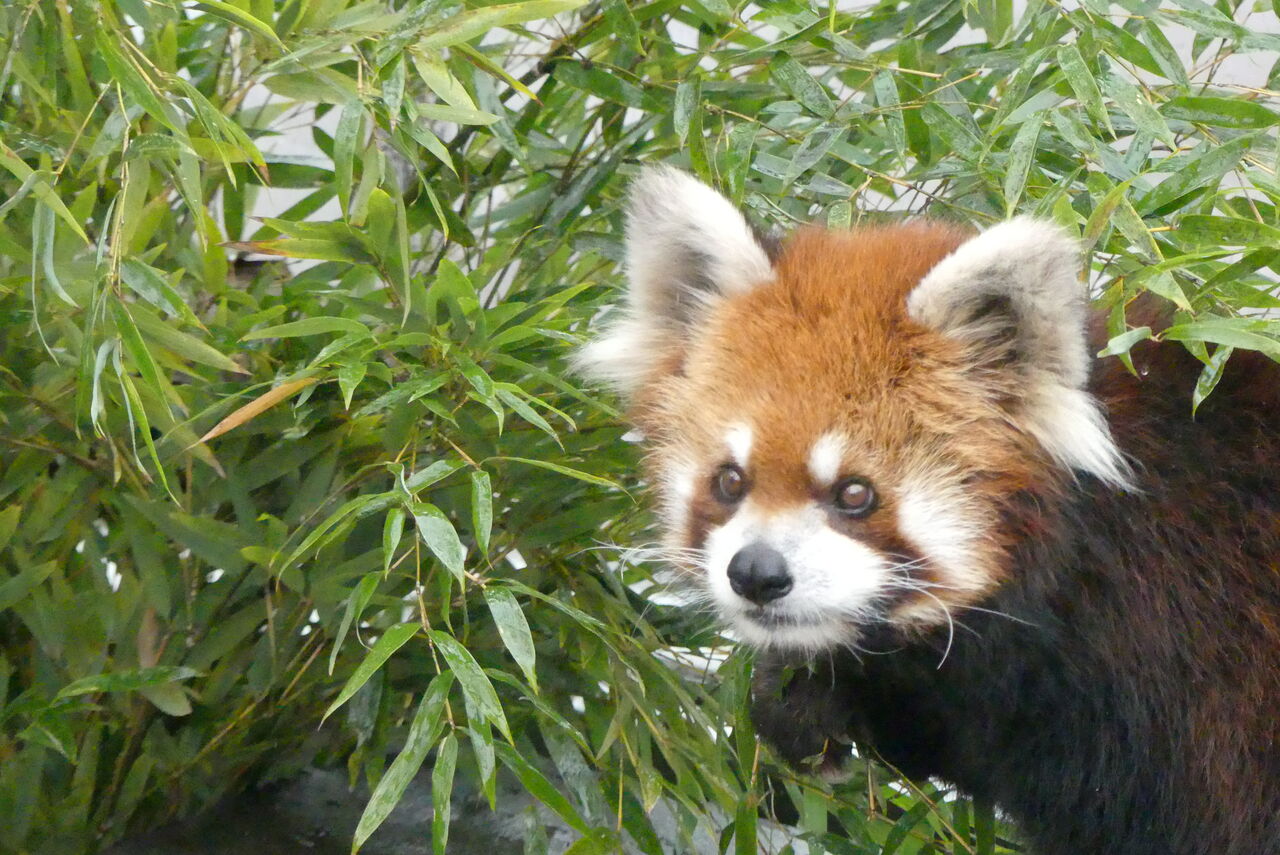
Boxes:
[895,478,985,595]
[658,458,698,540]
[807,432,847,487]
[725,424,753,468]
[703,502,888,651]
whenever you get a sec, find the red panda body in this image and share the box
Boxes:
[579,167,1280,853]
[753,338,1280,854]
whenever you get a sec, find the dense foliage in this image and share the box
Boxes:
[2,0,1279,852]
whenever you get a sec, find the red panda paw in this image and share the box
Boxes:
[750,652,858,775]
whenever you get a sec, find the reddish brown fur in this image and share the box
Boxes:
[613,210,1280,853]
[635,223,1063,615]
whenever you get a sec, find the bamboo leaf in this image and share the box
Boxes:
[428,630,509,740]
[56,667,200,700]
[197,376,321,443]
[412,504,467,580]
[417,0,588,50]
[484,587,536,691]
[431,733,457,855]
[469,470,492,554]
[323,622,421,722]
[351,673,453,852]
[191,1,284,48]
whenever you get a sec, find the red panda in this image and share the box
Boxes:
[577,166,1280,854]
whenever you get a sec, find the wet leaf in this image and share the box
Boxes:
[484,587,536,691]
[323,623,420,722]
[412,504,467,580]
[351,674,453,852]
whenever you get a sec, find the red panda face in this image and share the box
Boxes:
[578,168,1131,651]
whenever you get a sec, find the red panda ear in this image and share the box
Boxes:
[574,166,776,398]
[907,218,1132,487]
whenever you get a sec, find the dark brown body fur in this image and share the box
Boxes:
[753,334,1280,854]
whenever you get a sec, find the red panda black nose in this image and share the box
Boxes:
[728,543,793,605]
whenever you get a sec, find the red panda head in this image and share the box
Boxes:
[578,167,1131,651]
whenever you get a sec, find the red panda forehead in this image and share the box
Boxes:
[656,223,979,493]
[772,222,973,314]
[680,223,974,412]
[697,222,971,372]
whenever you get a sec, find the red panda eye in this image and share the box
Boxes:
[711,464,747,504]
[833,478,876,517]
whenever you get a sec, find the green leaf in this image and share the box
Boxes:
[467,722,497,809]
[111,301,168,410]
[323,622,420,721]
[469,470,492,554]
[224,237,375,263]
[120,260,197,323]
[130,308,246,374]
[1163,96,1279,130]
[351,673,453,853]
[495,742,591,834]
[1098,326,1152,358]
[427,629,509,740]
[431,733,458,855]
[872,72,905,159]
[1103,74,1174,147]
[94,31,181,135]
[1138,134,1255,215]
[382,508,405,576]
[405,459,465,492]
[486,456,620,490]
[733,794,757,855]
[242,317,372,340]
[412,504,467,580]
[334,100,363,216]
[329,573,380,675]
[0,560,57,613]
[881,799,933,855]
[1192,345,1233,414]
[554,62,652,110]
[56,667,200,700]
[975,799,997,854]
[1163,317,1280,360]
[1177,214,1280,246]
[769,53,834,118]
[674,78,699,145]
[139,683,193,717]
[417,102,501,126]
[412,54,479,112]
[1003,116,1041,215]
[484,587,537,691]
[0,147,88,243]
[1057,43,1112,135]
[418,0,588,50]
[1141,21,1190,89]
[0,505,20,553]
[191,1,284,48]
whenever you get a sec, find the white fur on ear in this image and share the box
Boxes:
[574,166,775,397]
[907,217,1131,488]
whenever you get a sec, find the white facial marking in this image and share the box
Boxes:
[725,424,753,468]
[704,502,888,651]
[659,458,698,539]
[895,478,984,595]
[807,432,847,486]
